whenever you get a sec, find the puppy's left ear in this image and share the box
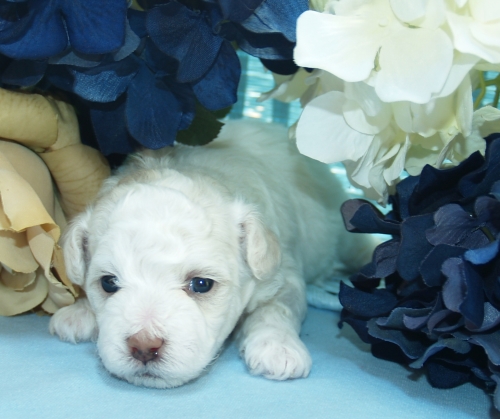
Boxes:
[235,203,281,280]
[61,210,92,286]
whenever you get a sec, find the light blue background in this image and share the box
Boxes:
[0,307,497,419]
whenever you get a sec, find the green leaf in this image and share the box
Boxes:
[176,103,231,146]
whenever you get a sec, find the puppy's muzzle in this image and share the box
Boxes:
[127,331,164,365]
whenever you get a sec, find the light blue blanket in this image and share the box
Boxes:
[0,307,496,419]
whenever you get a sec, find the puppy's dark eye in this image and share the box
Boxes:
[189,277,214,293]
[100,275,120,293]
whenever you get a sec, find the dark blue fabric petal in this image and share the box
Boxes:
[420,244,466,287]
[377,307,431,330]
[239,0,308,42]
[2,58,46,86]
[426,359,473,389]
[147,2,222,83]
[359,239,399,279]
[215,0,265,22]
[467,303,500,332]
[367,318,428,359]
[128,8,147,38]
[475,196,500,234]
[125,63,182,149]
[69,58,139,102]
[341,199,400,235]
[113,20,141,61]
[468,330,500,366]
[410,338,471,369]
[192,40,239,110]
[491,180,500,201]
[160,77,196,131]
[0,1,68,59]
[401,153,484,217]
[459,139,500,199]
[235,27,295,60]
[426,204,489,249]
[260,58,298,75]
[0,1,32,43]
[48,49,103,68]
[465,240,500,265]
[90,97,137,156]
[61,0,128,54]
[442,258,484,329]
[397,213,435,281]
[339,281,398,318]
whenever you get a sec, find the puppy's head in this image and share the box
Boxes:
[62,179,280,388]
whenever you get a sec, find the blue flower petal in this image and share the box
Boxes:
[426,204,489,249]
[359,239,399,279]
[460,139,500,199]
[469,330,500,366]
[338,281,398,318]
[442,258,484,329]
[239,0,308,42]
[397,213,435,281]
[125,63,182,149]
[0,1,68,59]
[420,244,466,287]
[410,338,471,369]
[61,0,128,55]
[235,26,295,60]
[341,199,400,235]
[112,20,141,62]
[147,2,222,83]
[464,240,500,265]
[367,318,427,359]
[90,98,137,156]
[2,58,46,86]
[69,58,139,103]
[48,50,103,68]
[215,0,265,22]
[192,40,239,110]
[260,58,298,75]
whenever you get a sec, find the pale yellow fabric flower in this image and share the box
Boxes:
[0,88,110,315]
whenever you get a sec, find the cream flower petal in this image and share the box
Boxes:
[405,141,442,175]
[447,12,500,62]
[389,0,428,24]
[469,0,500,23]
[295,11,383,82]
[296,91,373,163]
[437,52,479,98]
[344,82,386,117]
[376,26,454,103]
[455,74,473,137]
[343,98,392,135]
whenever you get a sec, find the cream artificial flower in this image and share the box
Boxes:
[295,0,459,104]
[447,0,500,64]
[292,0,500,202]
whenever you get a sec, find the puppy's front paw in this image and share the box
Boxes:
[241,330,312,380]
[49,298,98,343]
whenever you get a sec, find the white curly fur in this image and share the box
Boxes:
[50,120,375,388]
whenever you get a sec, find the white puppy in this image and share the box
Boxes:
[50,120,374,388]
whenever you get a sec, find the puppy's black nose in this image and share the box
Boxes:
[127,332,164,364]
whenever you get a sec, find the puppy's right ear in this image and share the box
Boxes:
[61,210,91,286]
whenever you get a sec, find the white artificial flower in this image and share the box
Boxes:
[291,0,500,202]
[295,0,457,104]
[296,75,480,202]
[447,0,500,64]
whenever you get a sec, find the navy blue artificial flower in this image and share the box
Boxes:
[0,0,128,59]
[339,133,500,410]
[0,0,309,155]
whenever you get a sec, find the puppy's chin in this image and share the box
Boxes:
[122,371,195,389]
